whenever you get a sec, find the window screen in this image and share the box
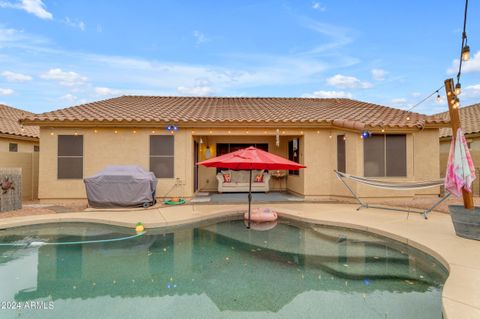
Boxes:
[58,135,83,179]
[364,134,406,177]
[337,135,346,173]
[386,135,406,176]
[288,138,300,176]
[150,135,174,178]
[9,143,18,152]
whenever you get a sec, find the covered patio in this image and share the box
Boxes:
[193,131,303,195]
[190,191,305,204]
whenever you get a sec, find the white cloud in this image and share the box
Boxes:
[94,87,121,96]
[326,74,372,89]
[0,88,14,95]
[302,90,352,98]
[462,84,480,99]
[303,21,352,54]
[391,98,407,104]
[62,17,85,31]
[371,68,387,81]
[312,2,326,11]
[40,68,87,87]
[0,0,53,20]
[1,70,32,81]
[60,93,77,102]
[193,30,210,45]
[177,84,215,96]
[447,51,480,74]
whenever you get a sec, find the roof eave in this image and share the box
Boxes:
[0,132,39,142]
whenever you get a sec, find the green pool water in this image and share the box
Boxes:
[0,219,447,319]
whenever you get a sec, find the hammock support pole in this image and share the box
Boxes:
[334,170,450,219]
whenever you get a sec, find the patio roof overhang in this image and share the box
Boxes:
[19,118,450,132]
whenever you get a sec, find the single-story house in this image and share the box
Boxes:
[0,104,39,199]
[437,103,480,196]
[20,96,449,202]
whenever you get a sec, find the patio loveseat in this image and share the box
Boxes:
[216,170,270,193]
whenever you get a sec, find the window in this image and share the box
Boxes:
[34,145,40,152]
[288,138,300,175]
[364,134,406,177]
[9,143,18,152]
[337,135,346,173]
[150,135,174,178]
[58,135,83,179]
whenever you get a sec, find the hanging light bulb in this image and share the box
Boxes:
[453,97,460,109]
[462,45,470,61]
[436,93,441,102]
[455,83,461,95]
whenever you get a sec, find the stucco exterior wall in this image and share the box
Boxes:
[37,126,442,201]
[0,137,38,153]
[0,151,39,200]
[0,137,39,200]
[38,127,192,199]
[440,136,480,196]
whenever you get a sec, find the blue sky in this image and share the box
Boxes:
[0,0,479,114]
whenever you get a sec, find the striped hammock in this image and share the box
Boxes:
[334,171,444,190]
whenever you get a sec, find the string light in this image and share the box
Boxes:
[114,130,118,134]
[436,93,441,102]
[50,132,54,136]
[406,86,444,113]
[151,130,156,134]
[462,44,470,61]
[457,0,470,83]
[455,83,461,95]
[453,98,460,109]
[94,129,98,133]
[133,130,137,134]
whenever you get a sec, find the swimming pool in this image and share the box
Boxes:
[0,218,447,318]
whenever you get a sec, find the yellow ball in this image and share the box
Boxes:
[136,224,145,233]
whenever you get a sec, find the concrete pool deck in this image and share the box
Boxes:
[0,202,479,319]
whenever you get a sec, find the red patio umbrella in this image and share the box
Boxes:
[197,146,306,228]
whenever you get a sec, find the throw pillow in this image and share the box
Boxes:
[254,173,264,183]
[223,173,232,183]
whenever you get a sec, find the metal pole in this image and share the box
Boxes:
[247,169,252,229]
[445,78,474,209]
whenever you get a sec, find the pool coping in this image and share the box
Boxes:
[0,202,479,319]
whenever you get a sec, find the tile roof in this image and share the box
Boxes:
[0,104,39,139]
[436,103,480,138]
[22,96,449,130]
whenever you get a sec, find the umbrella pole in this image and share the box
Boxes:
[247,169,252,229]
